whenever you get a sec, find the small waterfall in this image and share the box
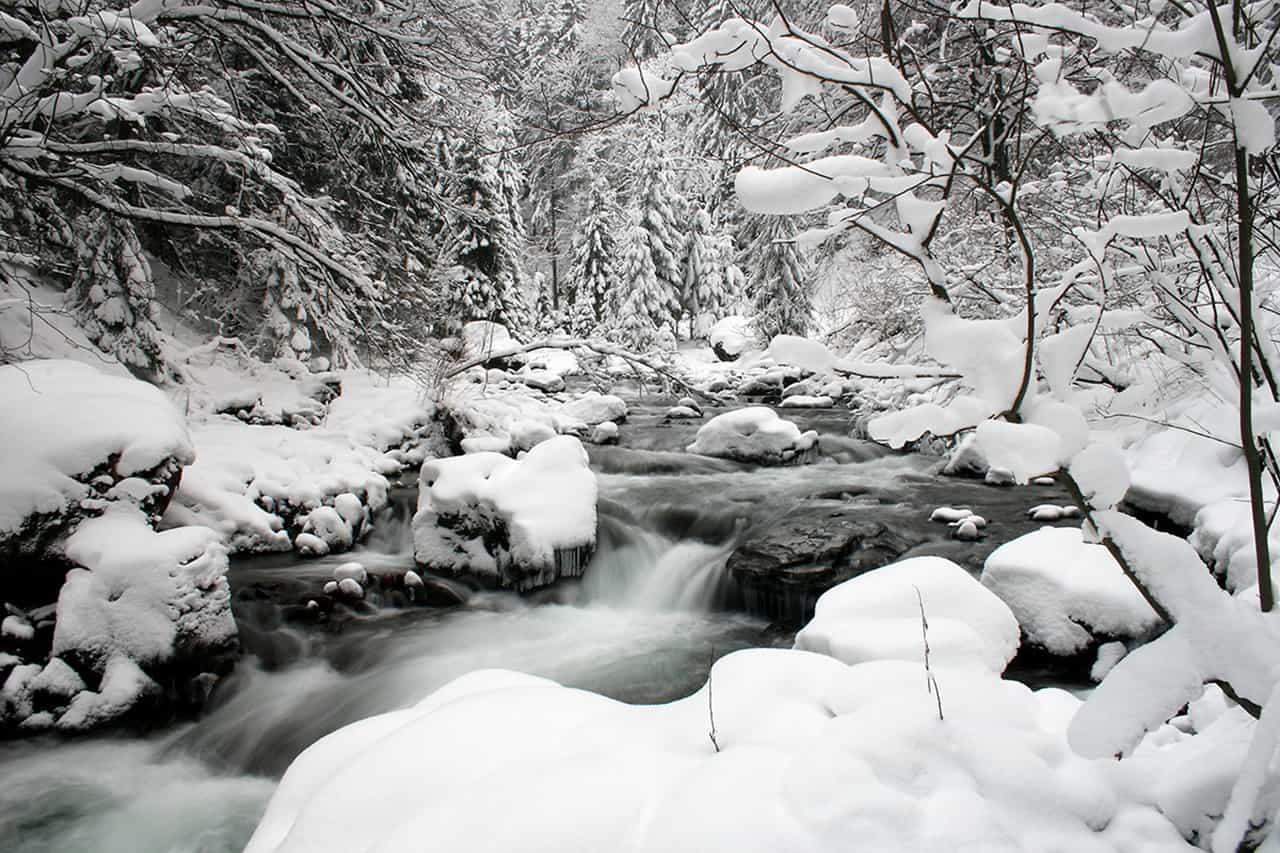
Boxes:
[581,510,736,612]
[364,485,417,555]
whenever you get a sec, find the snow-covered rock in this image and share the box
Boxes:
[0,359,192,558]
[686,406,818,464]
[1,504,236,733]
[168,371,437,555]
[560,392,627,425]
[795,556,1020,674]
[982,526,1162,656]
[664,405,702,419]
[708,315,752,361]
[244,649,1195,853]
[460,321,517,363]
[413,436,597,592]
[589,422,620,445]
[779,394,834,408]
[519,369,564,394]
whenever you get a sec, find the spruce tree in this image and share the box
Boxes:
[567,177,620,328]
[615,221,664,350]
[632,138,684,333]
[744,214,813,341]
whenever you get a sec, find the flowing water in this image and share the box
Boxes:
[0,400,1072,852]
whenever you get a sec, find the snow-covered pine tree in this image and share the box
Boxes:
[72,215,167,379]
[621,0,668,60]
[569,278,598,337]
[679,206,732,336]
[566,176,621,329]
[744,214,813,341]
[614,221,664,350]
[441,115,531,337]
[632,138,685,333]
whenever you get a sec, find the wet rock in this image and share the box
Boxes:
[728,501,925,626]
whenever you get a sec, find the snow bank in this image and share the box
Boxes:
[559,392,627,425]
[709,315,752,361]
[445,382,585,456]
[795,556,1021,674]
[0,359,192,546]
[168,371,436,554]
[983,526,1161,655]
[245,648,1195,853]
[413,436,597,591]
[1,504,235,732]
[687,406,818,464]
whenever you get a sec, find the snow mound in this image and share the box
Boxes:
[560,392,627,425]
[413,436,597,592]
[686,406,818,464]
[245,649,1194,853]
[2,504,235,732]
[983,526,1161,655]
[795,556,1020,674]
[709,315,752,361]
[0,359,192,545]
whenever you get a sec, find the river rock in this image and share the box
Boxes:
[560,393,628,425]
[665,405,702,420]
[728,501,925,626]
[413,436,597,593]
[687,407,818,465]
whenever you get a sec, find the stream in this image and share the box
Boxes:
[0,398,1076,853]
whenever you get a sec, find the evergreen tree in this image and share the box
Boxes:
[440,111,531,337]
[622,0,668,60]
[614,222,664,350]
[566,177,621,328]
[631,138,684,332]
[72,216,166,379]
[744,214,813,341]
[679,206,732,335]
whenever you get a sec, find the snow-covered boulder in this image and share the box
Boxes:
[244,649,1194,853]
[0,360,193,560]
[413,436,597,592]
[590,422,620,445]
[708,315,752,361]
[559,392,628,425]
[461,321,518,363]
[795,556,1020,674]
[779,394,834,408]
[686,407,818,465]
[2,504,236,733]
[982,526,1162,656]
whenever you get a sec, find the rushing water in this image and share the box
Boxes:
[0,400,1074,852]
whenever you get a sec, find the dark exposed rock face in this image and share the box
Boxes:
[728,501,925,626]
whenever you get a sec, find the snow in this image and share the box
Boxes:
[54,504,235,674]
[559,392,627,425]
[413,435,597,590]
[795,556,1021,674]
[0,359,193,538]
[983,526,1161,655]
[779,395,834,408]
[708,315,753,359]
[686,407,818,464]
[766,334,837,375]
[245,646,1197,853]
[166,370,432,554]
